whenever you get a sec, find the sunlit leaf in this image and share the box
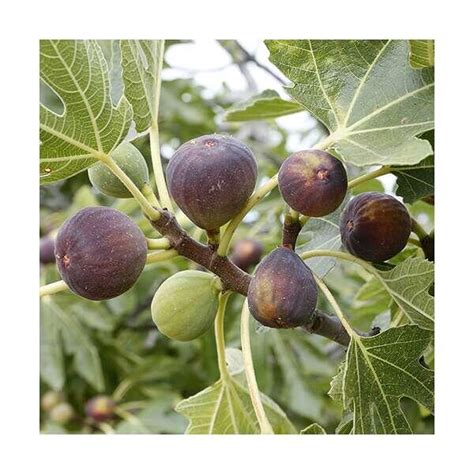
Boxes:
[409,40,434,69]
[265,40,434,167]
[40,40,132,183]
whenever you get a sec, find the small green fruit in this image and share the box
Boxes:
[41,391,63,412]
[88,142,149,198]
[49,402,74,425]
[151,270,221,341]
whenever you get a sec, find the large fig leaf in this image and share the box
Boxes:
[40,40,132,183]
[175,349,296,434]
[374,258,434,331]
[409,40,435,69]
[223,89,304,121]
[343,325,434,434]
[265,40,434,167]
[120,40,164,132]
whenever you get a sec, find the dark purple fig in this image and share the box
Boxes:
[278,149,347,217]
[55,207,147,300]
[248,247,317,329]
[40,235,56,264]
[340,192,411,262]
[166,135,258,230]
[85,395,116,423]
[230,238,264,271]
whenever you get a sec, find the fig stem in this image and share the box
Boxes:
[149,40,174,212]
[39,280,69,297]
[311,273,355,337]
[347,165,392,189]
[217,174,279,256]
[146,249,178,264]
[411,217,428,240]
[214,292,231,381]
[282,211,302,249]
[146,237,171,250]
[408,237,422,248]
[141,183,160,208]
[240,299,274,434]
[100,154,160,220]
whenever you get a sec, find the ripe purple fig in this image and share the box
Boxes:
[278,149,347,217]
[55,207,147,300]
[40,235,56,264]
[230,238,264,271]
[85,395,116,423]
[340,192,411,262]
[166,135,258,230]
[248,247,318,328]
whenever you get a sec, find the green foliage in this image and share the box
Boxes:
[223,89,304,121]
[40,40,132,183]
[409,40,435,68]
[265,40,434,166]
[341,326,434,434]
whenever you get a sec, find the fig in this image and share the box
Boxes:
[88,142,149,198]
[49,402,74,425]
[340,192,411,262]
[85,395,116,423]
[166,134,258,230]
[248,247,318,329]
[278,149,347,217]
[40,235,56,264]
[55,207,147,300]
[41,391,63,412]
[151,270,221,341]
[230,238,264,271]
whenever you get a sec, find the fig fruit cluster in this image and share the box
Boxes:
[166,135,258,231]
[151,270,222,341]
[248,247,318,329]
[339,192,411,262]
[88,142,149,198]
[55,207,147,300]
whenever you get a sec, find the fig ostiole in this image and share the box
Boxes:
[151,270,222,342]
[278,149,347,217]
[166,134,257,231]
[248,247,318,329]
[339,192,411,262]
[55,207,147,300]
[88,142,149,198]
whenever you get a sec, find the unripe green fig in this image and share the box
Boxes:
[55,207,147,300]
[151,270,221,341]
[248,247,318,329]
[41,391,64,412]
[166,135,258,230]
[340,192,411,262]
[49,402,74,425]
[85,395,116,423]
[88,142,149,198]
[278,149,347,217]
[230,238,264,272]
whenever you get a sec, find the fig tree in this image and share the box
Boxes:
[40,235,56,264]
[340,192,411,262]
[88,142,149,198]
[230,238,264,271]
[166,134,258,230]
[85,395,116,423]
[55,207,147,300]
[248,247,318,328]
[278,149,347,217]
[151,270,221,341]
